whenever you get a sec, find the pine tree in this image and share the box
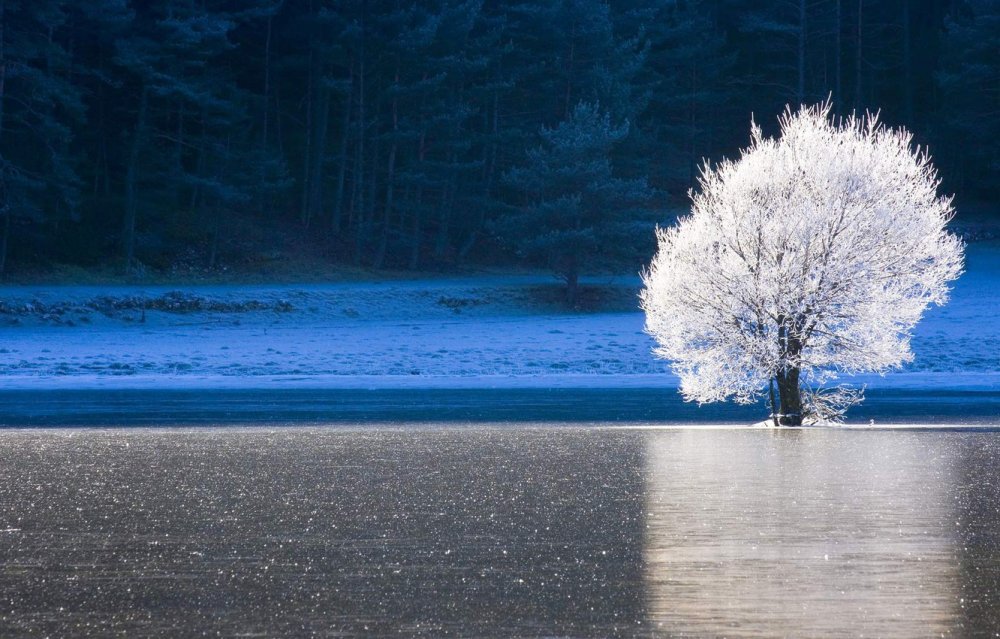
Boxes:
[498,102,654,304]
[365,1,450,269]
[113,0,254,270]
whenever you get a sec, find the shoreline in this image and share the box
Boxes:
[2,370,998,391]
[2,242,997,404]
[3,386,998,427]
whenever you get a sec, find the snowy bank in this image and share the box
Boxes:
[0,243,997,392]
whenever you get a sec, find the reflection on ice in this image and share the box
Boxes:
[643,429,962,636]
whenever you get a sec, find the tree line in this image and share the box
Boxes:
[0,0,995,277]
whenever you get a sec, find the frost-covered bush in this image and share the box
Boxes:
[641,102,964,425]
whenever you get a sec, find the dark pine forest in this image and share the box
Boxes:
[0,0,996,280]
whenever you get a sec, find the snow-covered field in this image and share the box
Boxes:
[1,243,997,391]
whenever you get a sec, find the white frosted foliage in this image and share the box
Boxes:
[641,102,964,408]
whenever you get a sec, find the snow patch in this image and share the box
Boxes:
[0,244,996,392]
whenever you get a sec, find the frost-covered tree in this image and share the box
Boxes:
[640,102,964,425]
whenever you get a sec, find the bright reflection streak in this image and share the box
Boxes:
[643,429,962,637]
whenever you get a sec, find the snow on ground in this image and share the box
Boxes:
[1,242,997,391]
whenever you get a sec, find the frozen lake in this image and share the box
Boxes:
[1,425,998,637]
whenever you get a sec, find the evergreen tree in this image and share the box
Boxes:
[0,0,990,276]
[113,0,255,270]
[363,0,450,269]
[498,102,654,304]
[59,0,132,264]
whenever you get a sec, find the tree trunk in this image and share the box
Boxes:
[768,378,780,427]
[854,0,863,110]
[352,37,366,267]
[0,206,9,278]
[901,0,913,123]
[776,367,803,425]
[0,0,6,141]
[459,89,499,262]
[123,85,149,270]
[193,111,211,268]
[258,12,274,215]
[835,0,842,108]
[94,69,111,199]
[565,251,580,306]
[364,91,381,258]
[300,35,314,226]
[208,197,219,270]
[306,79,331,228]
[331,58,353,235]
[797,0,806,104]
[273,72,285,159]
[0,0,7,276]
[174,101,184,214]
[434,152,456,262]
[409,129,427,271]
[774,316,803,426]
[775,317,805,425]
[563,19,576,119]
[565,268,579,307]
[262,13,272,152]
[373,65,399,270]
[688,63,697,184]
[409,187,422,270]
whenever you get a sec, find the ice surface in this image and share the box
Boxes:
[0,427,997,636]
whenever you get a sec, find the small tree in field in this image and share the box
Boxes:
[640,102,964,425]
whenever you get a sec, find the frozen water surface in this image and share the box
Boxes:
[1,426,998,637]
[2,387,1000,426]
